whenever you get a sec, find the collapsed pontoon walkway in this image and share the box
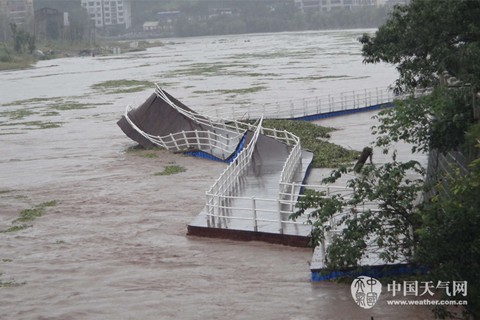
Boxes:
[118,85,417,249]
[188,133,313,247]
[118,86,316,247]
[118,85,424,281]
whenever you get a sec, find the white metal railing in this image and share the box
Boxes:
[124,85,264,159]
[203,179,378,235]
[203,87,396,120]
[205,117,264,217]
[278,137,303,212]
[201,87,430,121]
[155,85,258,134]
[204,193,311,232]
[124,84,422,237]
[123,105,243,158]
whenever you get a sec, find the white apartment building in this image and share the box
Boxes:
[81,0,131,29]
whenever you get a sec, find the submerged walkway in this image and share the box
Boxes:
[119,84,423,281]
[120,85,413,253]
[188,87,407,246]
[188,140,313,247]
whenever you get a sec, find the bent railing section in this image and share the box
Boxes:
[123,105,242,158]
[124,85,264,159]
[155,85,257,135]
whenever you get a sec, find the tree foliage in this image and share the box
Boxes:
[10,23,35,54]
[292,159,425,269]
[291,0,480,317]
[360,0,480,93]
[416,153,480,318]
[373,86,475,154]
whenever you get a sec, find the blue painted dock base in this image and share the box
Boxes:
[290,102,393,122]
[311,264,427,282]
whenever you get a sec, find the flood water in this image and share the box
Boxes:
[0,30,432,319]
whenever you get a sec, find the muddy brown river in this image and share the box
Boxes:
[0,30,432,319]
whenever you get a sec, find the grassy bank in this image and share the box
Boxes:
[0,48,36,71]
[261,119,359,168]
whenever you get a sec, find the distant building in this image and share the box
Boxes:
[80,0,131,29]
[34,7,64,41]
[0,0,34,27]
[295,0,379,12]
[384,0,410,7]
[156,11,181,32]
[157,10,181,24]
[142,20,158,31]
[208,7,236,18]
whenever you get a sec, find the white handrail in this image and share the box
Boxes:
[122,84,409,237]
[201,86,417,120]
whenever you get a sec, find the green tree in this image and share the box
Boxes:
[292,0,480,317]
[373,86,475,154]
[10,23,35,54]
[359,0,480,93]
[292,159,425,270]
[361,1,480,317]
[417,153,480,318]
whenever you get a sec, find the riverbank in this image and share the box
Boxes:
[0,39,164,71]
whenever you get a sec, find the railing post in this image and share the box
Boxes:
[194,129,200,149]
[157,135,165,148]
[277,199,283,234]
[252,196,258,232]
[216,194,222,228]
[170,133,179,150]
[290,182,296,212]
[182,130,189,148]
[208,131,213,153]
[206,192,213,227]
